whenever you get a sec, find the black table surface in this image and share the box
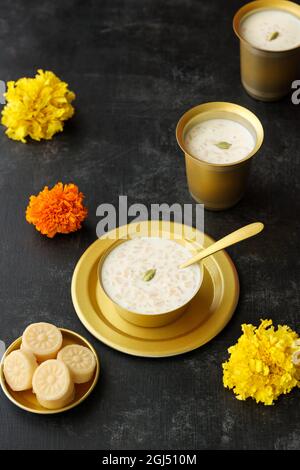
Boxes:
[0,0,299,451]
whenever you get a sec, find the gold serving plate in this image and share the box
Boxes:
[71,221,240,357]
[0,328,100,414]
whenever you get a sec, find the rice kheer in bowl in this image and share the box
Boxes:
[99,237,202,327]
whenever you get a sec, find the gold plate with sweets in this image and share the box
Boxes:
[0,328,100,414]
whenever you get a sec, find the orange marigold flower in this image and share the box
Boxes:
[26,183,88,238]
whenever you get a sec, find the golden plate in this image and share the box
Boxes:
[0,328,100,414]
[71,222,239,357]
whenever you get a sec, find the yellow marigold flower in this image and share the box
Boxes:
[26,183,87,238]
[1,70,75,143]
[223,319,299,405]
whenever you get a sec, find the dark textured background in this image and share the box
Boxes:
[0,0,299,450]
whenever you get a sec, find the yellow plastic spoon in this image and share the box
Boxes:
[180,222,264,269]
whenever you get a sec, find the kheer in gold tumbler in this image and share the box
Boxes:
[233,0,300,101]
[176,102,264,211]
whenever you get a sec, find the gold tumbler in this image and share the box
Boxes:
[176,102,264,211]
[233,0,300,101]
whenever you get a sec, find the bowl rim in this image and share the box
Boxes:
[233,0,300,54]
[176,101,264,168]
[97,235,203,318]
[0,327,100,414]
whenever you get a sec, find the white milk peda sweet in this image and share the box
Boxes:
[32,359,75,410]
[3,350,38,391]
[21,322,63,362]
[101,237,201,314]
[57,345,96,384]
[184,118,255,164]
[240,9,300,51]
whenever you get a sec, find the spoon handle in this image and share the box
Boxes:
[180,222,264,269]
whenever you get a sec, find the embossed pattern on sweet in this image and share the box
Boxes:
[57,345,96,384]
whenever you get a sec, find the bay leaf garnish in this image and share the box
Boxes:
[268,31,279,41]
[142,268,156,282]
[215,141,232,150]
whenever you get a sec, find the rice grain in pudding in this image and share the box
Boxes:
[101,237,201,314]
[184,118,255,164]
[240,9,300,51]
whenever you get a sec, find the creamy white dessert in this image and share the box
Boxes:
[184,118,255,164]
[101,237,201,314]
[240,9,300,51]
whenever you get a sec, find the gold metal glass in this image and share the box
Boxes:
[233,0,300,101]
[176,102,264,211]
